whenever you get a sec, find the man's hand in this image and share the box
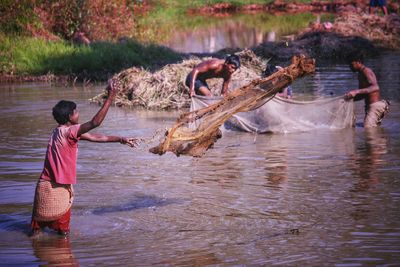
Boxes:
[107,79,119,97]
[121,137,141,148]
[190,89,195,98]
[345,90,357,100]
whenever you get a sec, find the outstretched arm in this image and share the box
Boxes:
[189,69,199,97]
[80,133,140,148]
[78,79,118,136]
[221,77,231,96]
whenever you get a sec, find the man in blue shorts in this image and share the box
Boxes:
[369,0,388,15]
[185,54,240,97]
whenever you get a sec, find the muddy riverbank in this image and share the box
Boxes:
[251,12,400,65]
[192,0,399,14]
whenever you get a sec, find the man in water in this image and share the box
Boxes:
[185,54,240,97]
[345,54,389,127]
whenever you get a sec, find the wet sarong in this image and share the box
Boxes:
[364,99,390,127]
[31,208,71,232]
[32,179,74,222]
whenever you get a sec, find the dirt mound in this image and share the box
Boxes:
[90,49,266,110]
[254,12,400,62]
[333,13,400,49]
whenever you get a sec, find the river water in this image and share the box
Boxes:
[0,53,399,266]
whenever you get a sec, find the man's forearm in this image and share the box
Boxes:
[91,93,115,127]
[356,85,379,95]
[190,71,199,95]
[221,82,229,95]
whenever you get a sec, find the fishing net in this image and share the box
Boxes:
[149,55,317,157]
[191,95,355,134]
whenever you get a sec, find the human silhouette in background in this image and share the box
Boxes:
[369,0,388,15]
[72,31,91,46]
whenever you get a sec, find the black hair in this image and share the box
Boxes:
[347,52,364,64]
[52,100,76,124]
[225,54,240,69]
[263,64,278,77]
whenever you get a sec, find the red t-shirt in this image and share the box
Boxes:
[40,124,81,185]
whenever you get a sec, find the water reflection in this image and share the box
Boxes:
[166,21,266,53]
[158,251,221,266]
[162,13,317,53]
[266,160,289,187]
[91,195,181,215]
[351,128,388,192]
[32,236,78,266]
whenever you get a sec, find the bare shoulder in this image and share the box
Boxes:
[204,58,223,66]
[197,59,223,70]
[363,66,374,74]
[363,67,377,83]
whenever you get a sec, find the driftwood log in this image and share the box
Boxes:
[149,54,316,157]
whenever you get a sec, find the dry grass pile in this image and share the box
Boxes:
[333,13,400,49]
[90,49,267,110]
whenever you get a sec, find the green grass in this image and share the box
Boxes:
[0,34,182,80]
[0,0,338,79]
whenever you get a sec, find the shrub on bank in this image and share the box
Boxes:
[0,0,137,41]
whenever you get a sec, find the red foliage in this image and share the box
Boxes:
[80,0,135,41]
[32,0,136,41]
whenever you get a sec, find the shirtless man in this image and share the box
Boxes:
[345,54,389,127]
[185,54,240,97]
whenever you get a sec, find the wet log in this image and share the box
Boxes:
[149,54,316,157]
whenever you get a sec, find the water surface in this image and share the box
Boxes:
[0,54,399,266]
[141,12,321,53]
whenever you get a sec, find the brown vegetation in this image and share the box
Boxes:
[0,73,69,84]
[333,13,400,49]
[254,12,400,61]
[9,0,137,42]
[90,50,266,110]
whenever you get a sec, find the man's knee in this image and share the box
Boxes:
[197,86,212,96]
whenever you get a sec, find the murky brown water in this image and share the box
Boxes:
[1,54,400,266]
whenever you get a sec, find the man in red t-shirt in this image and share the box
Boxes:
[31,79,139,237]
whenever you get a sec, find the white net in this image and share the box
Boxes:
[191,95,355,134]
